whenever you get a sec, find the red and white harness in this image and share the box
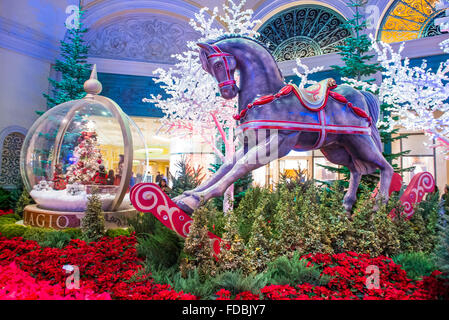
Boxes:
[208,45,373,150]
[207,45,236,88]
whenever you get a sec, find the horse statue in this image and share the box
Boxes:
[173,35,393,218]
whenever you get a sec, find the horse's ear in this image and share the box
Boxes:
[197,43,213,73]
[197,42,215,54]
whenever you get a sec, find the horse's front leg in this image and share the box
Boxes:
[176,131,297,214]
[344,170,362,219]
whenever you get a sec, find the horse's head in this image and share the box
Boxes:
[197,42,238,99]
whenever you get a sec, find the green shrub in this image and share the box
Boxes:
[106,228,131,238]
[393,252,437,280]
[162,268,219,299]
[22,227,53,242]
[0,224,27,238]
[127,212,157,237]
[137,226,183,269]
[0,187,21,210]
[62,228,82,239]
[434,209,449,277]
[0,218,17,225]
[212,270,267,296]
[40,231,71,248]
[263,252,331,286]
[234,187,278,242]
[22,227,72,248]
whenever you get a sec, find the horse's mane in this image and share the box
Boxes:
[207,34,271,52]
[207,34,283,78]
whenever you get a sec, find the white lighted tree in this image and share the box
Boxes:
[365,35,449,156]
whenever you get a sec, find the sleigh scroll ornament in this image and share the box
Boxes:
[130,183,222,256]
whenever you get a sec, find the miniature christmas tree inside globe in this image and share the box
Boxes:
[20,66,148,215]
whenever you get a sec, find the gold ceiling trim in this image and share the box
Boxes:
[378,0,444,43]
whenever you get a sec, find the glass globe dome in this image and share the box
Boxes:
[20,66,148,213]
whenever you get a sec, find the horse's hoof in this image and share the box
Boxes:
[175,195,201,216]
[172,194,186,203]
[175,200,194,216]
[346,211,354,221]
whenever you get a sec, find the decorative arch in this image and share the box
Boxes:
[377,0,447,43]
[0,126,27,188]
[256,4,351,62]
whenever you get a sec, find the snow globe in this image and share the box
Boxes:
[20,66,148,229]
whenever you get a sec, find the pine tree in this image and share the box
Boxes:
[272,187,301,257]
[435,202,449,277]
[14,189,33,218]
[65,124,103,184]
[34,4,92,178]
[322,0,412,189]
[40,4,91,113]
[218,211,246,272]
[169,157,205,198]
[244,200,274,274]
[179,207,217,280]
[81,186,105,242]
[331,0,382,82]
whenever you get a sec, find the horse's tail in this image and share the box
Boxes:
[360,90,382,153]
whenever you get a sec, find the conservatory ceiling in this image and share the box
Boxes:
[2,1,445,66]
[79,0,446,64]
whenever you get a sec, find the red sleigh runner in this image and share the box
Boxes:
[372,172,436,219]
[130,183,222,257]
[391,172,435,219]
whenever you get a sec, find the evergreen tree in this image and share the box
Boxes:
[244,200,274,274]
[331,0,382,82]
[435,206,449,277]
[14,189,33,218]
[34,4,92,178]
[81,186,105,242]
[169,157,205,198]
[272,186,301,257]
[65,126,103,184]
[179,207,217,280]
[322,0,412,189]
[40,4,91,113]
[218,211,245,272]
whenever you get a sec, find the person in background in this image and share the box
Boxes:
[107,170,115,185]
[129,172,136,188]
[155,171,162,184]
[159,178,171,194]
[136,173,142,184]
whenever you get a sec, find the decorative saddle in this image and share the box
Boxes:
[291,78,337,111]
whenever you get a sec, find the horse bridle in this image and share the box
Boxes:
[206,45,236,88]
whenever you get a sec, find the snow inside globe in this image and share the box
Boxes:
[20,66,148,220]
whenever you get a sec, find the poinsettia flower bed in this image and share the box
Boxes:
[0,234,196,300]
[0,262,111,300]
[0,234,448,300]
[215,252,449,300]
[0,209,14,217]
